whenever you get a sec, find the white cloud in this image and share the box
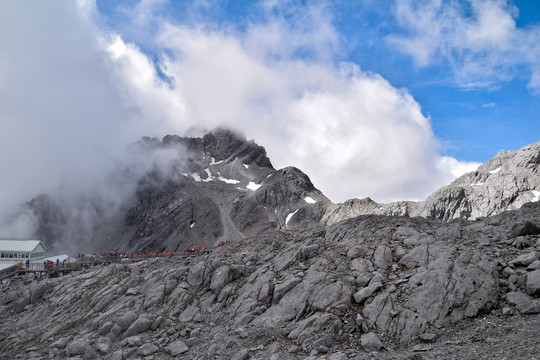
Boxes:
[0,1,187,236]
[389,0,540,91]
[0,0,480,241]
[154,9,472,202]
[105,35,186,129]
[437,156,481,178]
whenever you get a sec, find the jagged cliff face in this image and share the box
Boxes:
[27,128,331,253]
[325,141,540,224]
[416,141,540,220]
[25,130,539,254]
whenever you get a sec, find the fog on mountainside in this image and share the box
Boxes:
[0,137,188,253]
[1,129,538,257]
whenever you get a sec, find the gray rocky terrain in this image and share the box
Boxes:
[2,201,540,359]
[3,130,540,359]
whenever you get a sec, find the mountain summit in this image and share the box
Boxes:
[24,131,540,253]
[27,128,330,253]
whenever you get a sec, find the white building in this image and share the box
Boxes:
[0,240,46,262]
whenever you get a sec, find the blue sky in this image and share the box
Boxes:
[1,0,539,221]
[95,0,539,162]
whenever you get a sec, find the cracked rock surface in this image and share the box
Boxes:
[1,202,540,359]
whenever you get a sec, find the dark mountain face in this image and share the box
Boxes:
[26,128,331,253]
[23,130,539,255]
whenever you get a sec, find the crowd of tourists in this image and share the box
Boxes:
[15,240,235,272]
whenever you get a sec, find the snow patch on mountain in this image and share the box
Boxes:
[210,157,223,165]
[532,190,540,202]
[304,196,316,204]
[489,167,501,174]
[217,173,240,184]
[285,209,299,227]
[246,182,261,191]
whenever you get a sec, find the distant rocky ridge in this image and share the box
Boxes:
[24,130,540,254]
[325,140,540,224]
[416,141,540,220]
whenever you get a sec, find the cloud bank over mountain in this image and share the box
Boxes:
[0,0,480,234]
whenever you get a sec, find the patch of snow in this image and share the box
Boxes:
[192,173,202,182]
[210,157,223,165]
[243,164,250,169]
[489,167,501,174]
[181,173,188,178]
[192,169,214,182]
[247,181,262,190]
[470,182,484,187]
[275,209,277,214]
[216,172,240,184]
[532,191,540,202]
[218,176,240,184]
[266,174,272,179]
[190,223,195,229]
[285,209,299,227]
[304,196,316,204]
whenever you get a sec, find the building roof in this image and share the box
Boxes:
[0,240,46,253]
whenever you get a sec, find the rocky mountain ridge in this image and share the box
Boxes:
[2,130,540,359]
[323,140,540,225]
[25,131,540,255]
[27,128,331,253]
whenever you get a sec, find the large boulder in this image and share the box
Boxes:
[509,252,539,267]
[165,340,189,356]
[123,316,154,338]
[526,270,540,296]
[210,265,231,294]
[361,332,383,352]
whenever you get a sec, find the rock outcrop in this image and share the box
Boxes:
[416,141,540,220]
[2,202,540,359]
[326,140,540,224]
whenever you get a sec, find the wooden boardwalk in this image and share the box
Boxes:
[0,262,84,281]
[0,247,219,283]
